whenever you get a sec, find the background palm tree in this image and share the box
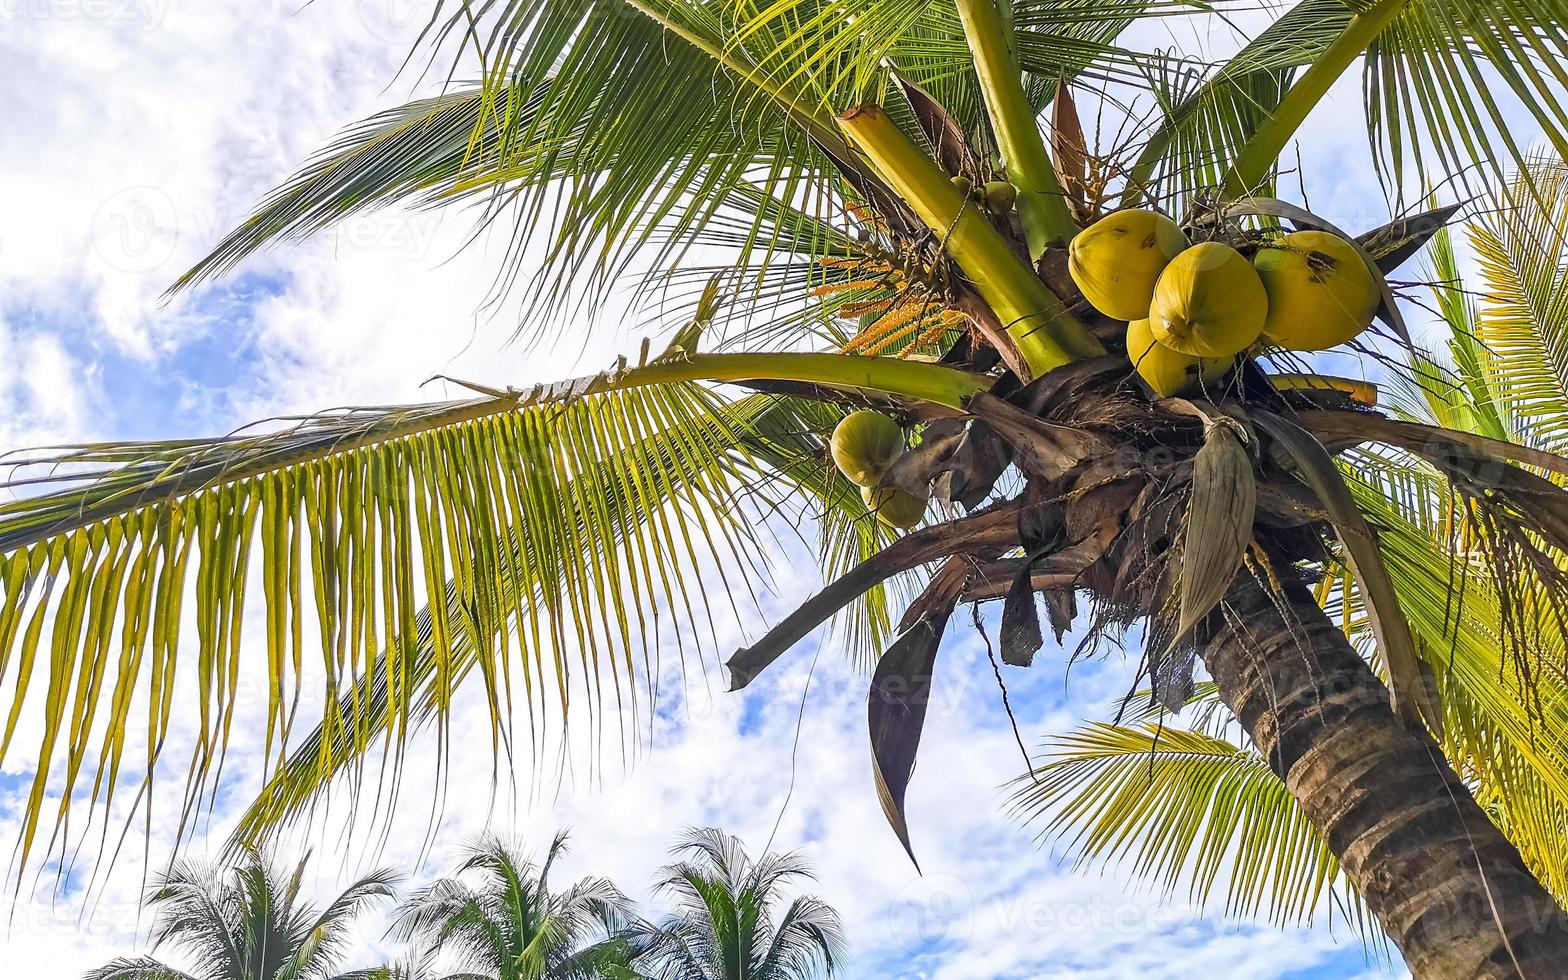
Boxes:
[86,851,399,980]
[7,1,1568,976]
[389,833,639,980]
[632,829,843,980]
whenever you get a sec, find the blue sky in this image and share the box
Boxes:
[2,1,1532,977]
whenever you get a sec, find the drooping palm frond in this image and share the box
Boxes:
[1008,722,1376,934]
[1468,157,1568,456]
[1325,169,1568,898]
[1342,460,1568,902]
[219,392,903,852]
[1365,0,1568,202]
[1125,0,1568,210]
[177,0,846,327]
[177,0,1193,341]
[3,353,977,878]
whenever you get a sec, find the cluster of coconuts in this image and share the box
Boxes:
[1067,209,1383,397]
[829,410,927,529]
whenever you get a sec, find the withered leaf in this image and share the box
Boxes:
[1176,422,1256,642]
[1356,203,1463,274]
[1001,554,1046,667]
[939,422,1012,510]
[1254,410,1443,736]
[869,598,956,868]
[882,418,967,498]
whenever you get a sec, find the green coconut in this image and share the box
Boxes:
[830,410,905,487]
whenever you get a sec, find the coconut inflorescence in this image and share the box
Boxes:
[1254,230,1380,351]
[1068,209,1190,321]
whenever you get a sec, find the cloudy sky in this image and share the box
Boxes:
[2,1,1519,976]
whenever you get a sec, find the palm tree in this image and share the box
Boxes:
[632,829,843,980]
[8,2,1568,975]
[1011,158,1568,935]
[389,833,640,979]
[86,852,399,980]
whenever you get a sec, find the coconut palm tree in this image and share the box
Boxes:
[1010,158,1568,935]
[85,852,399,980]
[631,829,843,980]
[388,833,641,980]
[9,2,1568,976]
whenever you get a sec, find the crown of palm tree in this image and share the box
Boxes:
[1010,158,1568,936]
[389,832,638,980]
[632,829,844,980]
[85,851,400,980]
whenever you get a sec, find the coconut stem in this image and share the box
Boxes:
[1123,0,1408,205]
[954,0,1079,258]
[1223,0,1410,197]
[624,352,992,409]
[836,105,1104,380]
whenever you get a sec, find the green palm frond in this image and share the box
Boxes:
[1365,0,1568,201]
[220,392,900,851]
[177,0,1183,336]
[178,0,845,323]
[717,0,1172,115]
[1008,722,1374,933]
[1128,0,1568,208]
[1343,476,1568,901]
[1407,224,1512,439]
[1470,157,1568,456]
[88,850,399,980]
[1127,0,1351,207]
[83,961,201,980]
[391,833,634,980]
[0,360,818,876]
[640,828,843,980]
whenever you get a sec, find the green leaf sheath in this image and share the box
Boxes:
[837,104,1102,379]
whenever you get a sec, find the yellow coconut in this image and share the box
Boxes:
[1068,209,1190,320]
[1148,242,1267,357]
[831,410,905,487]
[1254,230,1380,351]
[862,484,927,530]
[1126,317,1232,397]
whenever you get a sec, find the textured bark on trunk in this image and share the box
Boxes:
[1202,573,1568,978]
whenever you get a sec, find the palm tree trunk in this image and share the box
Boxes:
[1201,572,1568,978]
